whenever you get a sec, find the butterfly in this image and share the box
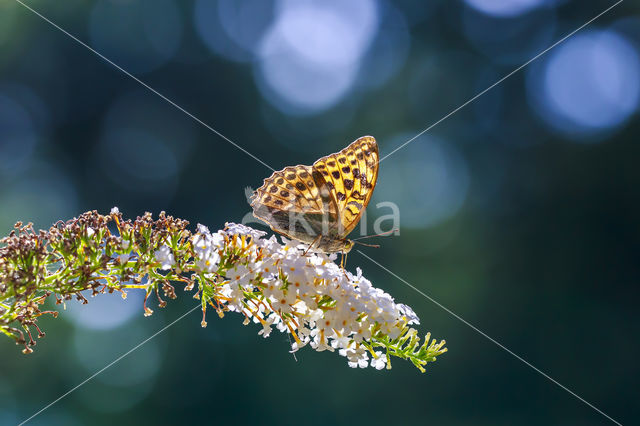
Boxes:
[250,136,379,254]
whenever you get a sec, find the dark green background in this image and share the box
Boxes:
[0,1,638,425]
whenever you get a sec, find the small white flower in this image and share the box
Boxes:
[371,351,387,370]
[397,303,420,325]
[196,223,210,235]
[192,233,208,252]
[226,264,252,287]
[225,222,266,239]
[210,231,225,248]
[256,234,280,251]
[154,245,175,270]
[387,325,403,340]
[86,227,95,237]
[110,206,120,215]
[313,259,342,280]
[195,251,221,273]
[255,258,278,277]
[271,290,295,312]
[258,316,276,338]
[344,346,368,368]
[331,334,351,350]
[308,308,324,323]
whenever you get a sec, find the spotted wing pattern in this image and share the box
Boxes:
[250,165,338,244]
[312,136,379,236]
[251,136,379,251]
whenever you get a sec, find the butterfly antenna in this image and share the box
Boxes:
[352,228,398,241]
[352,241,380,248]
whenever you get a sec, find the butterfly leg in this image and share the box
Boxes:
[302,234,322,257]
[340,251,348,270]
[340,252,352,280]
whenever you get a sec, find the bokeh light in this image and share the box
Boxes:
[527,30,640,140]
[194,0,276,62]
[89,0,183,74]
[65,290,146,331]
[72,322,163,387]
[464,0,554,18]
[275,0,378,68]
[254,0,379,115]
[71,322,163,412]
[356,0,410,89]
[373,134,469,229]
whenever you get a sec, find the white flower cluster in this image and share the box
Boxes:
[191,223,421,370]
[154,245,175,270]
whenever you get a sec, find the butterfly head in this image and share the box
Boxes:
[313,236,354,254]
[341,239,354,254]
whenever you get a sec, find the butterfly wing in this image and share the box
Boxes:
[251,165,339,244]
[312,136,379,237]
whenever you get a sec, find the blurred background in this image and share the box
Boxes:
[1,0,639,424]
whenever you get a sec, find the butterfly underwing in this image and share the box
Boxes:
[250,136,379,253]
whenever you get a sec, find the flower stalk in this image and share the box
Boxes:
[0,209,447,372]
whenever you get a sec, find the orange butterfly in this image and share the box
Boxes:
[251,136,379,253]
